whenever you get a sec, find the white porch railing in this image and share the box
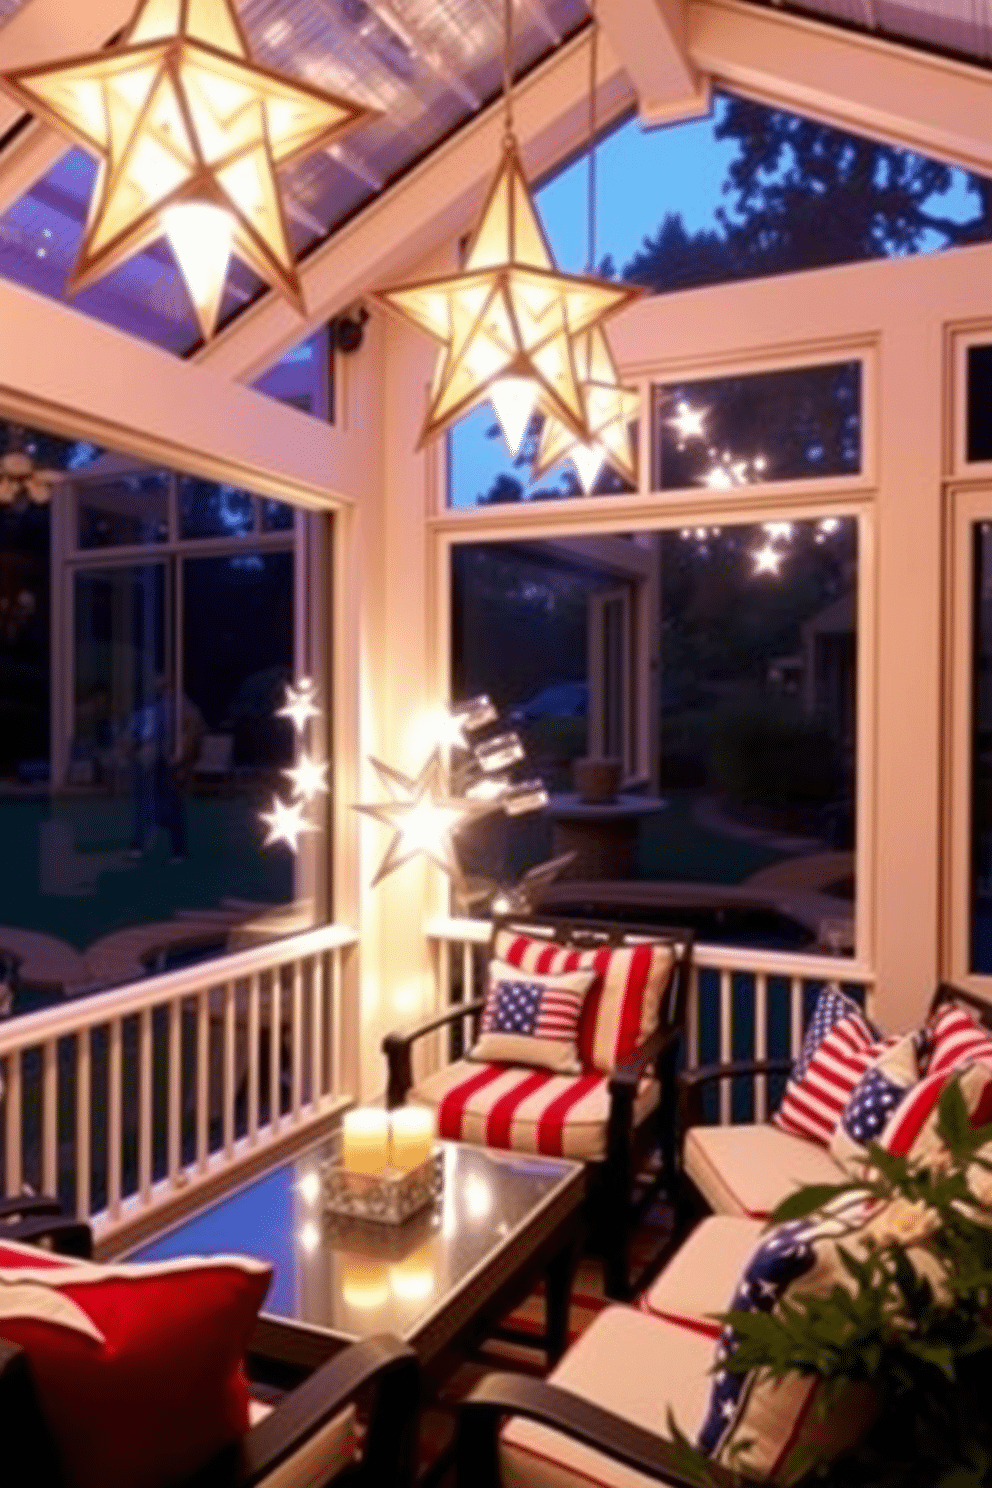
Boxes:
[425,916,876,1124]
[1,924,357,1253]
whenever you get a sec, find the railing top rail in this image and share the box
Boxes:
[0,923,358,1054]
[424,915,874,984]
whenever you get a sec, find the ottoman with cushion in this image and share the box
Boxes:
[384,916,693,1298]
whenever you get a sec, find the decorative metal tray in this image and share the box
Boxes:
[322,1146,444,1225]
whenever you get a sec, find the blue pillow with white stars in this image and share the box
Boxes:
[829,1032,920,1173]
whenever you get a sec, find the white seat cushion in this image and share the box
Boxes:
[411,1060,659,1162]
[684,1123,846,1217]
[639,1215,766,1334]
[257,1405,356,1488]
[500,1307,714,1488]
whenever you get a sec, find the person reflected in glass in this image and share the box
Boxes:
[127,676,204,863]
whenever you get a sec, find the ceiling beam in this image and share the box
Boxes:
[0,0,136,214]
[0,276,362,507]
[689,0,992,176]
[597,0,706,124]
[195,29,639,384]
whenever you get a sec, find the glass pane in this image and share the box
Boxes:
[0,501,51,785]
[966,346,992,464]
[178,478,255,539]
[447,405,637,510]
[653,363,862,489]
[451,517,858,955]
[77,473,170,548]
[971,523,992,971]
[252,328,331,421]
[261,499,295,533]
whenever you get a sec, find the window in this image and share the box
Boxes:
[451,515,858,955]
[0,417,326,1012]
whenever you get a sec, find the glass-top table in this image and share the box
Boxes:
[127,1139,586,1372]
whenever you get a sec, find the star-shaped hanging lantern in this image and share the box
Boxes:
[282,751,329,804]
[354,753,492,890]
[530,324,640,491]
[375,139,640,453]
[0,0,378,338]
[260,795,317,853]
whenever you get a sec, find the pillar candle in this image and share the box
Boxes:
[389,1107,435,1171]
[341,1108,390,1175]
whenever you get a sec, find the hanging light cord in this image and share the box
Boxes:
[587,0,598,274]
[503,0,514,143]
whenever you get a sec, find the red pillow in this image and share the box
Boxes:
[773,987,889,1146]
[491,928,676,1073]
[924,1003,992,1076]
[0,1237,272,1488]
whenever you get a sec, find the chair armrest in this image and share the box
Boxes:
[456,1372,735,1488]
[383,999,485,1106]
[1,1216,93,1258]
[0,1196,63,1222]
[194,1336,419,1488]
[609,1023,680,1097]
[678,1058,793,1130]
[0,1339,68,1488]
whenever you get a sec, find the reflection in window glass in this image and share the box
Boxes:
[261,499,295,532]
[653,363,861,490]
[966,346,992,464]
[971,523,992,971]
[77,474,170,548]
[179,478,254,539]
[452,517,857,955]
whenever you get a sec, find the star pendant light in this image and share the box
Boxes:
[0,0,378,339]
[354,752,490,891]
[530,0,641,492]
[374,0,639,455]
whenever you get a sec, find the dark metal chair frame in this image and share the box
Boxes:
[383,915,694,1300]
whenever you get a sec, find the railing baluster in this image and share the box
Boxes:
[687,966,700,1071]
[790,977,803,1059]
[248,972,260,1144]
[754,974,768,1123]
[196,992,209,1172]
[4,1050,21,1198]
[311,955,323,1113]
[139,1007,153,1203]
[76,1031,91,1219]
[223,981,235,1158]
[108,1018,122,1221]
[168,999,181,1184]
[719,970,732,1126]
[270,970,282,1135]
[291,959,303,1121]
[331,949,343,1099]
[42,1039,57,1197]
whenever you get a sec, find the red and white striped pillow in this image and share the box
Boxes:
[773,988,889,1147]
[924,1002,992,1076]
[491,928,676,1073]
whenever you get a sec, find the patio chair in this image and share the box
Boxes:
[0,1194,92,1257]
[0,1219,420,1488]
[383,915,694,1299]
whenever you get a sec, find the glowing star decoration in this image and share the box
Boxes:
[282,751,329,804]
[0,449,61,506]
[354,755,487,890]
[668,400,708,446]
[375,138,641,453]
[0,0,378,339]
[277,678,321,734]
[260,795,317,853]
[530,325,639,491]
[752,543,784,576]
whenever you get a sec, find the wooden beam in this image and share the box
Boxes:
[598,0,708,124]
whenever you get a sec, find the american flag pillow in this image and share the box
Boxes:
[469,958,597,1073]
[773,986,887,1147]
[829,1033,920,1173]
[924,1002,992,1076]
[698,1203,877,1482]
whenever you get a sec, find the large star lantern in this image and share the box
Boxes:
[0,0,378,339]
[354,753,491,891]
[531,324,639,491]
[375,138,640,453]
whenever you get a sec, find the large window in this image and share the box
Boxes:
[451,516,858,954]
[0,418,326,1013]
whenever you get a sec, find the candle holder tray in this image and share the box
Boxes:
[322,1145,444,1225]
